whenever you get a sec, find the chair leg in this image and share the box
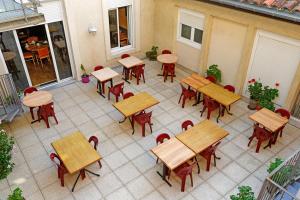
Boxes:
[182,97,186,108]
[156,158,159,164]
[60,171,64,187]
[190,173,193,187]
[207,109,211,120]
[178,94,183,104]
[116,95,119,102]
[248,136,254,147]
[101,82,106,94]
[98,160,102,168]
[142,73,145,83]
[200,106,207,117]
[108,90,111,100]
[149,122,153,133]
[141,124,145,137]
[206,155,211,171]
[181,177,186,192]
[256,140,262,153]
[30,107,35,120]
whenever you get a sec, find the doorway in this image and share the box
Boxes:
[16,25,57,86]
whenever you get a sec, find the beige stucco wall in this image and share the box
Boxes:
[153,0,300,109]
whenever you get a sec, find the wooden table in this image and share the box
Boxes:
[91,68,119,97]
[157,54,178,77]
[113,92,159,134]
[199,83,241,122]
[51,132,101,191]
[26,44,49,52]
[176,120,228,173]
[151,138,195,186]
[118,56,143,83]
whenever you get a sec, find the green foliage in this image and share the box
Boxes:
[248,79,263,101]
[267,158,284,173]
[146,46,158,61]
[80,64,88,77]
[258,99,275,111]
[230,186,256,200]
[0,129,14,180]
[206,64,221,82]
[8,188,24,200]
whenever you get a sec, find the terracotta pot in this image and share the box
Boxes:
[248,98,258,110]
[81,76,90,83]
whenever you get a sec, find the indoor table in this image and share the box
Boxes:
[118,56,143,84]
[157,54,178,76]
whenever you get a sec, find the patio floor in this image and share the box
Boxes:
[1,59,299,200]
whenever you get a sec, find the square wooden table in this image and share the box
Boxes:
[91,68,119,97]
[199,83,241,122]
[151,138,195,186]
[118,56,143,83]
[51,131,101,191]
[113,92,159,134]
[249,108,289,133]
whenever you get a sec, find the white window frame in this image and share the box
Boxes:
[177,9,205,49]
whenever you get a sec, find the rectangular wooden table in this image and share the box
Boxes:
[199,83,241,122]
[118,56,143,83]
[91,68,119,97]
[113,92,159,134]
[151,138,195,186]
[176,120,228,172]
[51,131,101,191]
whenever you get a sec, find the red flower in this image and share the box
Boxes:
[248,80,251,83]
[275,82,280,87]
[251,78,256,83]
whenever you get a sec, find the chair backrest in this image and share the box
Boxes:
[88,136,99,150]
[180,83,188,93]
[134,64,145,74]
[24,86,38,96]
[40,102,54,116]
[94,65,104,71]
[112,82,124,94]
[156,133,171,144]
[275,108,291,119]
[143,111,152,122]
[181,120,194,131]
[121,54,130,59]
[224,85,235,93]
[205,76,216,83]
[26,36,38,43]
[123,92,134,99]
[164,63,175,72]
[176,162,195,177]
[37,47,49,58]
[49,153,63,168]
[203,95,216,107]
[162,49,172,54]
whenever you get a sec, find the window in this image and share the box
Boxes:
[108,6,131,49]
[177,9,205,49]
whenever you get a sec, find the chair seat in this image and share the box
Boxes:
[133,113,148,124]
[173,162,190,174]
[183,90,196,98]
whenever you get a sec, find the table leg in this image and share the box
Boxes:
[119,117,127,123]
[224,106,233,115]
[192,92,202,106]
[122,68,131,84]
[71,169,100,192]
[216,105,222,123]
[96,80,105,98]
[156,164,172,187]
[129,116,135,135]
[110,79,113,87]
[194,156,200,174]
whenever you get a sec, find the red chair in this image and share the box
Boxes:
[49,153,67,187]
[248,124,273,153]
[130,64,145,85]
[205,76,216,83]
[94,65,110,94]
[132,111,153,137]
[156,133,171,163]
[108,82,124,102]
[121,54,130,75]
[24,87,38,120]
[88,136,102,168]
[163,63,175,82]
[181,120,194,131]
[173,162,195,192]
[223,85,236,111]
[26,36,38,43]
[199,141,221,171]
[275,108,290,137]
[178,84,197,108]
[201,96,220,120]
[38,102,58,128]
[123,92,134,99]
[161,50,171,70]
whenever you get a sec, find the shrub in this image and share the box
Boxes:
[0,128,14,180]
[230,186,256,200]
[8,188,24,200]
[206,64,221,83]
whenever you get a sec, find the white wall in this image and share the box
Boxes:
[207,18,247,85]
[243,30,300,106]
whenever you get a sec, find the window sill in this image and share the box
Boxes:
[111,45,135,58]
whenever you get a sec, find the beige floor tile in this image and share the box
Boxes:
[127,176,154,199]
[222,162,250,183]
[42,181,71,200]
[105,187,134,200]
[115,162,140,184]
[73,183,102,200]
[121,142,145,160]
[191,183,222,200]
[207,172,236,195]
[141,191,165,200]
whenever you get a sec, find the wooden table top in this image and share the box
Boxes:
[157,54,178,64]
[51,132,101,174]
[199,83,241,106]
[151,138,195,170]
[26,45,49,51]
[118,56,143,69]
[113,92,159,117]
[176,120,229,153]
[3,51,16,61]
[91,68,119,82]
[181,74,211,90]
[23,91,53,107]
[249,108,289,132]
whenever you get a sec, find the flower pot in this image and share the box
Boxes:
[81,76,90,83]
[248,99,258,110]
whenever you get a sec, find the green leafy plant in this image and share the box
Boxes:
[247,79,263,101]
[230,186,256,200]
[80,64,89,78]
[206,64,221,82]
[8,187,24,200]
[267,158,284,173]
[146,46,158,61]
[0,128,14,180]
[267,158,292,186]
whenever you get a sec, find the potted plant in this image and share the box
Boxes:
[206,64,221,83]
[230,186,256,200]
[258,83,279,111]
[146,46,158,61]
[80,64,90,83]
[0,128,14,180]
[267,158,292,186]
[247,79,263,110]
[8,187,24,200]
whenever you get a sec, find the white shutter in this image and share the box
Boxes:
[37,1,63,23]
